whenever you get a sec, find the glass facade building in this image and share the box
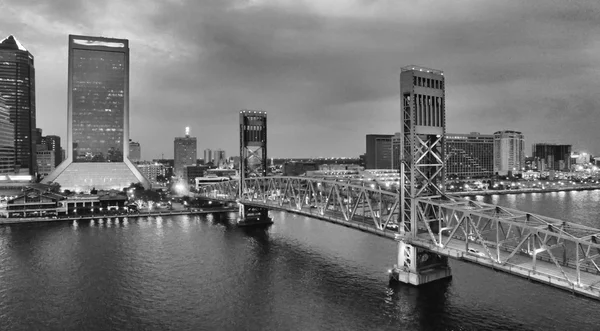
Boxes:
[42,35,149,191]
[446,133,494,179]
[0,96,15,174]
[0,35,36,175]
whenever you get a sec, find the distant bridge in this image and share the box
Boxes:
[199,176,600,300]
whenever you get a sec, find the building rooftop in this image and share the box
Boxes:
[401,65,443,75]
[0,35,28,52]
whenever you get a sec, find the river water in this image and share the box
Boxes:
[1,191,600,330]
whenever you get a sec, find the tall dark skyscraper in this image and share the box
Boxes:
[0,96,15,174]
[43,35,149,191]
[365,134,393,169]
[0,35,36,175]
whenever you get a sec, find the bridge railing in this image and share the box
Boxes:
[198,176,401,232]
[412,195,600,287]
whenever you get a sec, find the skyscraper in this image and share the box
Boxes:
[0,96,15,174]
[531,143,571,171]
[203,149,212,165]
[493,130,525,175]
[42,35,150,191]
[365,134,393,169]
[44,135,62,167]
[174,127,197,178]
[213,149,226,168]
[129,140,141,162]
[0,35,36,175]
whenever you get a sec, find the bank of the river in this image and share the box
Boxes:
[0,207,237,225]
[452,184,600,196]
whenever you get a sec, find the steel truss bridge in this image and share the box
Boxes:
[199,176,600,300]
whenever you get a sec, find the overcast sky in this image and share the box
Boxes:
[2,0,600,159]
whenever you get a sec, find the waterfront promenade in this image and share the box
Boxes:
[451,184,600,196]
[0,206,238,225]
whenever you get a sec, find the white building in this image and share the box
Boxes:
[493,130,525,176]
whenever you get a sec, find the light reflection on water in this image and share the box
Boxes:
[0,193,599,330]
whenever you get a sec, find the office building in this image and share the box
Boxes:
[174,127,197,178]
[446,132,494,179]
[532,143,571,171]
[44,135,62,167]
[391,132,401,170]
[42,35,150,191]
[183,165,209,184]
[213,149,226,168]
[136,162,166,186]
[365,134,393,169]
[283,162,318,176]
[204,149,212,165]
[0,97,15,174]
[0,35,36,175]
[36,144,55,177]
[493,130,525,175]
[129,140,141,162]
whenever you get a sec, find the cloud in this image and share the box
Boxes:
[2,0,600,158]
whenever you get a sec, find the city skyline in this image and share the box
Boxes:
[3,1,600,158]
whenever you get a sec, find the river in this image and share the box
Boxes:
[1,191,599,330]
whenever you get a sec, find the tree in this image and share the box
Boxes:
[90,187,98,194]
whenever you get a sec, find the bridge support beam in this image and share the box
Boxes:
[237,203,273,227]
[390,241,452,286]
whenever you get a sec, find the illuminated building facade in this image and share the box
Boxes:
[42,35,150,191]
[174,127,197,178]
[493,130,525,175]
[446,132,494,179]
[0,35,36,175]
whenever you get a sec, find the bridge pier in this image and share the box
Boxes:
[237,203,273,227]
[389,241,452,286]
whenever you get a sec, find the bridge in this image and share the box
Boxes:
[196,67,600,300]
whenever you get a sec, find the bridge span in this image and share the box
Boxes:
[199,176,600,300]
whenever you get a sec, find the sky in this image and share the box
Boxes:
[2,0,600,159]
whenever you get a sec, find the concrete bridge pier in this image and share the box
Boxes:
[389,240,452,285]
[237,203,273,227]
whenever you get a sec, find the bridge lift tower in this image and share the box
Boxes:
[391,66,452,285]
[237,110,273,226]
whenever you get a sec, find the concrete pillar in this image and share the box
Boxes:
[237,203,273,227]
[390,240,452,285]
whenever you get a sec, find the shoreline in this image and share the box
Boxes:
[0,207,238,225]
[451,185,600,196]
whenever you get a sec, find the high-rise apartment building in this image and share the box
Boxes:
[213,149,226,167]
[365,134,393,169]
[129,140,141,162]
[42,35,150,191]
[203,149,212,165]
[0,35,36,175]
[174,127,197,178]
[493,130,525,175]
[0,96,15,174]
[531,143,571,171]
[446,132,494,179]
